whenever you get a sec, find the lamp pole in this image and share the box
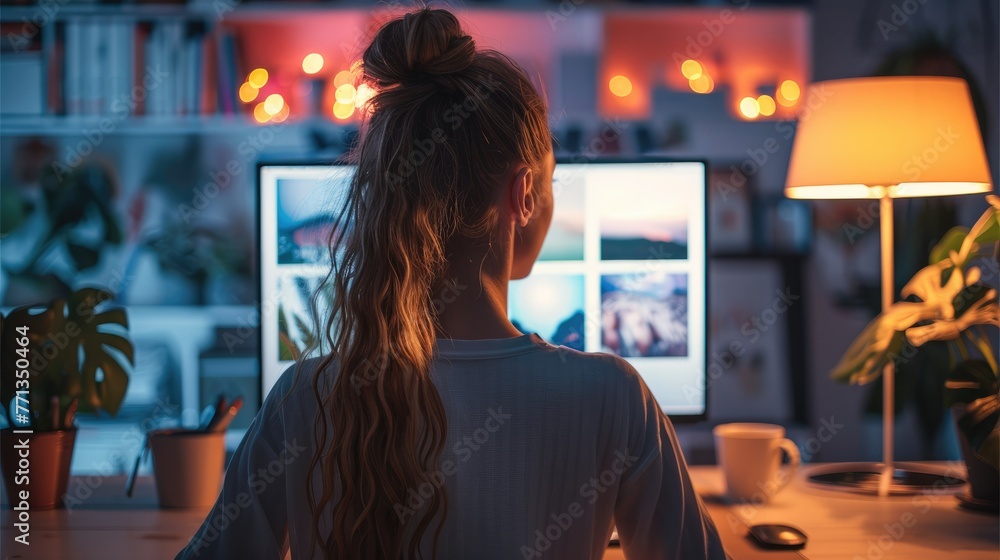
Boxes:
[879,191,894,497]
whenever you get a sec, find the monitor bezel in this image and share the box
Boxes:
[256,157,709,423]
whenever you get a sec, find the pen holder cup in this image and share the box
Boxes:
[149,429,225,509]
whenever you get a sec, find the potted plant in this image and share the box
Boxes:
[832,195,999,508]
[0,288,133,509]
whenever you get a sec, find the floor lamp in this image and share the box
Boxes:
[784,77,993,496]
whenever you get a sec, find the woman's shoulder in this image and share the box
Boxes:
[262,356,338,416]
[531,342,646,392]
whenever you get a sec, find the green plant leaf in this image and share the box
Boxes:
[945,360,997,407]
[94,355,129,417]
[972,209,999,246]
[930,226,968,265]
[831,305,919,385]
[92,308,129,329]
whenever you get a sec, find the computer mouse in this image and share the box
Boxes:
[748,524,808,549]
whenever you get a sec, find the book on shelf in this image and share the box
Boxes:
[0,20,45,115]
[54,18,236,120]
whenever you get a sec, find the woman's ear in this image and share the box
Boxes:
[509,166,535,228]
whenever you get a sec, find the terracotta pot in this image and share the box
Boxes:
[1,429,77,509]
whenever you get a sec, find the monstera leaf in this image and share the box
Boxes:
[67,288,133,416]
[0,288,133,430]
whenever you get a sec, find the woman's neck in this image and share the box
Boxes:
[436,240,522,340]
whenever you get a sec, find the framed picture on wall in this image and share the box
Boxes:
[707,162,753,253]
[707,258,794,422]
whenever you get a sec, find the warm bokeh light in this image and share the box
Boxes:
[253,102,270,123]
[354,83,375,108]
[689,74,714,94]
[302,53,324,75]
[681,59,703,80]
[739,96,760,119]
[778,79,800,106]
[263,93,284,116]
[334,70,354,88]
[332,101,355,119]
[335,84,357,104]
[248,68,268,89]
[757,94,776,116]
[609,75,633,97]
[272,102,290,123]
[238,82,259,103]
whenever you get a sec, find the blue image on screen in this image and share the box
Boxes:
[508,274,585,351]
[601,272,688,358]
[276,177,349,264]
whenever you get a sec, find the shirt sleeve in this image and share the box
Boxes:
[613,369,729,560]
[175,379,294,559]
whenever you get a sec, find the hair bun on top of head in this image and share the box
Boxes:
[363,8,476,91]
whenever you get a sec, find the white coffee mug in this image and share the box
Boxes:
[713,423,801,504]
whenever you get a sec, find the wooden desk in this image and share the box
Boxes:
[2,464,997,559]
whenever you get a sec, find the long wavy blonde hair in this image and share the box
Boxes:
[303,7,550,559]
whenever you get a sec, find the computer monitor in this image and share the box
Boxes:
[258,159,708,419]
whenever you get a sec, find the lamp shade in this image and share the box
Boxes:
[785,76,992,199]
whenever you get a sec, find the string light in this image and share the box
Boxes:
[332,101,355,119]
[739,96,760,119]
[777,80,800,106]
[609,75,633,97]
[335,84,357,105]
[334,70,354,88]
[681,60,703,80]
[239,82,258,103]
[263,94,284,116]
[302,53,324,75]
[253,102,270,123]
[757,94,776,116]
[689,74,714,94]
[248,68,268,88]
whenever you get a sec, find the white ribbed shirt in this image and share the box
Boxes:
[176,334,728,559]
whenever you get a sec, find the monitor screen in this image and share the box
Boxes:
[258,160,707,418]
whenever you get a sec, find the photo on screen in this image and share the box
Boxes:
[508,274,585,351]
[276,274,331,360]
[601,272,688,358]
[597,181,689,260]
[276,176,350,264]
[536,174,585,261]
